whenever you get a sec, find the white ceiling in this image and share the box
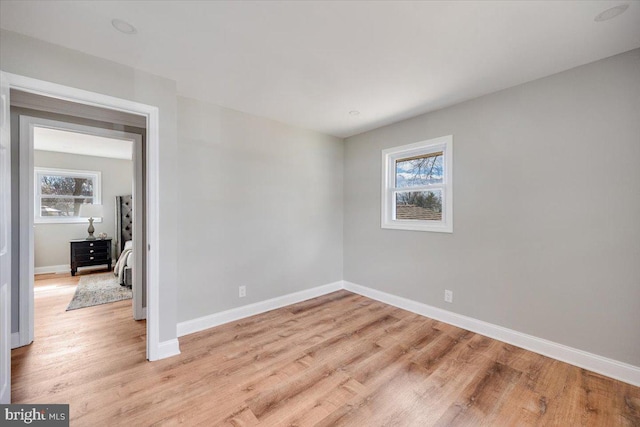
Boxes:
[34,127,133,160]
[2,1,639,138]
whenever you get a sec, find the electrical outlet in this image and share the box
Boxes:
[444,289,453,303]
[239,286,246,298]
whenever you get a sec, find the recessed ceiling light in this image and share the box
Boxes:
[349,110,360,116]
[112,18,137,35]
[594,4,630,22]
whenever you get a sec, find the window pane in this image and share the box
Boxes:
[40,175,94,197]
[395,190,442,221]
[395,153,443,188]
[40,197,92,217]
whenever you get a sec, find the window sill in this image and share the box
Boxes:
[35,218,103,225]
[382,220,452,233]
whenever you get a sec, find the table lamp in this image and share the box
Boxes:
[78,203,103,240]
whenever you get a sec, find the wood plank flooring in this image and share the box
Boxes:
[11,273,640,426]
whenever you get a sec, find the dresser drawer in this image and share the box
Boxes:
[75,253,110,263]
[74,246,109,256]
[74,240,110,250]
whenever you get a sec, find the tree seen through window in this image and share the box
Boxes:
[395,153,443,218]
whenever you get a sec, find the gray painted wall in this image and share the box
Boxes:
[33,150,133,269]
[2,29,179,343]
[176,97,344,321]
[344,49,640,366]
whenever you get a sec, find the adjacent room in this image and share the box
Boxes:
[33,125,135,295]
[1,1,639,425]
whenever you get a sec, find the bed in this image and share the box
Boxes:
[114,195,133,287]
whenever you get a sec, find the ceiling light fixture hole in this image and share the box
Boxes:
[112,18,137,34]
[594,4,630,22]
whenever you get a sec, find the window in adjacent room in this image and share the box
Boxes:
[381,135,453,232]
[34,167,102,223]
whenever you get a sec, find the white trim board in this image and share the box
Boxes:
[11,333,20,349]
[343,281,640,387]
[34,264,68,275]
[157,339,180,360]
[34,265,108,275]
[177,281,343,337]
[177,279,640,387]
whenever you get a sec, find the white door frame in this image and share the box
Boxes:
[131,125,145,321]
[18,117,145,341]
[0,68,12,404]
[0,71,161,362]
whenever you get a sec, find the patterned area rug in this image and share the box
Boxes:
[66,272,132,311]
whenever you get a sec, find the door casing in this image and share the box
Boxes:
[0,71,163,375]
[17,116,146,344]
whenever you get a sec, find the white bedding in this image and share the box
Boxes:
[114,240,133,285]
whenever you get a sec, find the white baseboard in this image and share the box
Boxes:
[174,278,640,386]
[11,332,32,349]
[34,264,68,275]
[11,332,20,349]
[156,339,181,360]
[343,281,640,387]
[177,281,343,337]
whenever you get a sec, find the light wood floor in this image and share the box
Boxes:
[12,273,640,426]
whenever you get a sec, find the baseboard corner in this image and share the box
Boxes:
[156,338,180,360]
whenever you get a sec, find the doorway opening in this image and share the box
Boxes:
[11,90,149,349]
[26,118,145,322]
[5,75,161,357]
[1,71,165,404]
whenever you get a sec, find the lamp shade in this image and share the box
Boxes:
[79,203,103,218]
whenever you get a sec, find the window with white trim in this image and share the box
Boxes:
[34,167,102,224]
[381,135,453,232]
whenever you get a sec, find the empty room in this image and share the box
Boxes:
[0,1,639,425]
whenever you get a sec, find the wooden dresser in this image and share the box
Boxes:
[70,238,112,276]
